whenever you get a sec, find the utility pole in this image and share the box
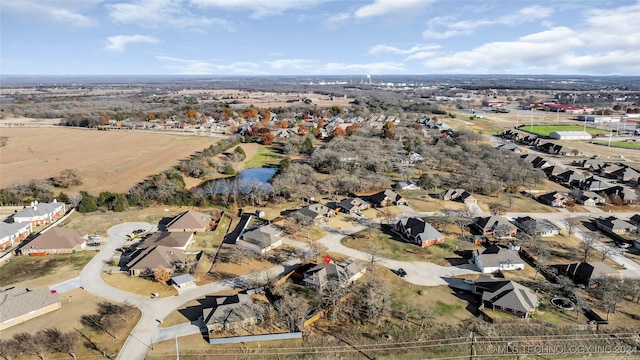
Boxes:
[175,336,179,360]
[469,331,476,360]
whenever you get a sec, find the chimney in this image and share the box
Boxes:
[34,200,38,205]
[53,199,57,203]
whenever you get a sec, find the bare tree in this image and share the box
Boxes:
[488,202,507,215]
[562,217,581,238]
[13,332,48,360]
[0,339,21,360]
[154,267,172,283]
[418,305,432,329]
[67,191,83,208]
[42,328,79,359]
[581,233,598,262]
[600,245,615,261]
[531,242,549,281]
[377,207,396,226]
[305,241,327,263]
[401,303,414,330]
[591,277,623,321]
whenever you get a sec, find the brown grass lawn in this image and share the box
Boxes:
[208,243,276,278]
[0,127,219,193]
[474,193,559,213]
[102,273,178,298]
[398,190,467,212]
[580,291,640,329]
[341,227,479,266]
[0,252,94,287]
[0,288,141,359]
[524,234,616,267]
[60,205,192,235]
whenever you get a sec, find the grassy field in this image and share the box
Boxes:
[102,272,179,298]
[520,125,601,137]
[0,288,141,359]
[243,144,283,168]
[596,141,640,150]
[0,127,218,192]
[0,253,94,286]
[474,193,559,213]
[398,190,466,212]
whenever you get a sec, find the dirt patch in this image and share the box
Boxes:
[0,127,218,193]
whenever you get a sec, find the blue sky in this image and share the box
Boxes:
[2,0,639,75]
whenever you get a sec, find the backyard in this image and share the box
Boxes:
[0,252,94,287]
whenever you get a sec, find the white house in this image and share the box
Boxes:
[473,246,525,273]
[12,200,66,226]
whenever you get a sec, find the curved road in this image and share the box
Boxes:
[72,208,640,359]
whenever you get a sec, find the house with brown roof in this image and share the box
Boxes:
[293,203,335,224]
[12,200,66,227]
[126,245,187,276]
[166,210,212,233]
[0,286,61,331]
[237,224,283,254]
[474,216,518,238]
[20,227,87,255]
[138,232,194,251]
[368,189,408,207]
[0,221,33,251]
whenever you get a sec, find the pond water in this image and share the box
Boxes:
[197,167,277,194]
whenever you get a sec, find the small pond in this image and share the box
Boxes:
[196,167,277,194]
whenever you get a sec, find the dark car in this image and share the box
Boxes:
[132,229,145,235]
[397,268,407,277]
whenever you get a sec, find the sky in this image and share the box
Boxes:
[1,0,640,76]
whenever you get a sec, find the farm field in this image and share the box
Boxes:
[0,127,218,193]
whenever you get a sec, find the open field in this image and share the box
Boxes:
[595,141,640,150]
[474,193,559,213]
[0,252,94,287]
[102,272,179,298]
[0,127,218,192]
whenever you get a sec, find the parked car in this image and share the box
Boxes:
[397,268,407,277]
[89,235,101,241]
[354,211,364,217]
[463,279,475,285]
[132,229,145,235]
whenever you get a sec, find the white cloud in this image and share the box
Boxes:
[106,35,160,52]
[354,0,434,18]
[155,56,263,74]
[1,0,100,26]
[324,12,351,28]
[190,0,330,18]
[580,2,640,49]
[108,0,231,30]
[369,44,440,55]
[423,5,553,39]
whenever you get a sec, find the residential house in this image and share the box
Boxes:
[574,190,607,206]
[440,188,478,204]
[166,210,212,233]
[395,181,420,190]
[598,186,638,204]
[303,260,366,290]
[202,294,260,333]
[237,224,283,254]
[126,245,187,276]
[537,191,567,207]
[565,262,619,286]
[594,216,637,235]
[581,159,605,171]
[629,214,640,227]
[336,198,369,214]
[472,246,525,273]
[396,217,445,247]
[611,167,640,183]
[542,165,567,178]
[580,176,612,191]
[294,203,335,224]
[0,221,33,251]
[475,279,539,318]
[512,216,560,237]
[20,227,87,255]
[138,232,194,252]
[474,216,518,238]
[368,189,408,207]
[0,287,61,331]
[554,170,585,187]
[12,200,66,226]
[497,143,522,152]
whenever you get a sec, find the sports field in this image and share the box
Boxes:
[596,141,640,150]
[520,125,602,136]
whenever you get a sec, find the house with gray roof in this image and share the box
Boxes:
[472,246,525,273]
[594,216,637,235]
[202,293,260,334]
[396,217,445,247]
[439,188,477,204]
[303,260,366,290]
[574,190,607,206]
[475,279,539,318]
[0,221,32,251]
[237,224,283,254]
[368,189,408,207]
[0,286,61,331]
[580,176,612,191]
[293,203,335,224]
[565,262,619,286]
[12,200,65,226]
[139,232,194,251]
[512,216,560,237]
[537,191,567,208]
[597,185,638,205]
[336,198,369,214]
[171,274,196,289]
[611,167,640,183]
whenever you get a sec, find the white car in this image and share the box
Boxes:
[89,235,102,241]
